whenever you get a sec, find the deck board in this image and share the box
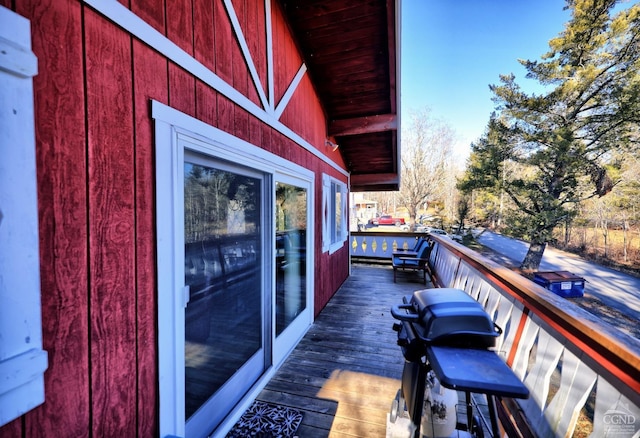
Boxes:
[255,263,431,437]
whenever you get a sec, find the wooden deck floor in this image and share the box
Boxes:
[255,263,433,437]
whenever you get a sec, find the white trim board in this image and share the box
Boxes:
[265,0,275,114]
[222,0,270,110]
[274,64,307,120]
[152,101,315,181]
[82,0,348,178]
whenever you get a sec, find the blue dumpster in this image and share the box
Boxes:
[533,271,585,298]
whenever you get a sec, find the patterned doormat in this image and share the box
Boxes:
[226,401,303,438]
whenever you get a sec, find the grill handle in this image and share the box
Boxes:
[390,304,420,322]
[421,329,502,344]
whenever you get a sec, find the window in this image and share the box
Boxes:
[322,174,348,253]
[275,182,307,336]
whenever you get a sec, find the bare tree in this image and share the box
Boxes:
[580,153,640,262]
[399,108,456,224]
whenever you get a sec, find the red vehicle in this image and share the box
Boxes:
[370,214,405,226]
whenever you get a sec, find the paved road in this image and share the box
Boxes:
[476,230,640,318]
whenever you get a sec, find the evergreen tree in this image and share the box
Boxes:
[458,0,640,270]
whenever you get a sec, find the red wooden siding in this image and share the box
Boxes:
[234,105,251,143]
[214,0,235,85]
[131,0,166,34]
[196,79,219,127]
[313,161,351,315]
[85,9,138,435]
[217,93,234,135]
[169,63,197,118]
[280,72,339,159]
[194,0,216,73]
[245,0,268,104]
[16,1,90,436]
[1,0,350,436]
[249,109,264,145]
[132,39,168,437]
[271,1,305,109]
[167,0,194,56]
[231,0,248,100]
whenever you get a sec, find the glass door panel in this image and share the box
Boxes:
[183,159,265,430]
[273,177,311,366]
[275,182,307,336]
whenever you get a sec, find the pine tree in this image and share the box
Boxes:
[459,0,640,270]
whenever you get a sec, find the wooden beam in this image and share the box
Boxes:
[350,172,399,186]
[386,0,398,114]
[329,114,397,137]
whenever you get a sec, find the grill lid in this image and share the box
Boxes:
[391,288,501,348]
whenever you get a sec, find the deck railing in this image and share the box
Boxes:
[350,231,640,437]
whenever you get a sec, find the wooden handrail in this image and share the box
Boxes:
[350,230,639,394]
[427,234,640,396]
[351,230,639,434]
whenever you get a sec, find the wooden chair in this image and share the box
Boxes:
[392,241,432,284]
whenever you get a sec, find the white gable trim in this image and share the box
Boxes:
[223,0,270,112]
[82,0,348,178]
[275,64,307,120]
[265,0,275,113]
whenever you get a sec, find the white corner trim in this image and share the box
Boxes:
[274,63,307,120]
[82,0,348,178]
[223,0,270,111]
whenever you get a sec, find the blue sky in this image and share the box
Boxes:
[401,1,572,162]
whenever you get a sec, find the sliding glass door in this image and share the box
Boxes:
[273,176,312,365]
[154,114,315,437]
[184,154,269,435]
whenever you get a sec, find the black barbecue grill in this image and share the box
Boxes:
[390,288,529,438]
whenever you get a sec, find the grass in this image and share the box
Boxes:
[553,226,640,275]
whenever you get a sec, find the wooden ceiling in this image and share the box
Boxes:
[279,0,400,191]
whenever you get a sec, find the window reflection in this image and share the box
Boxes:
[275,183,307,336]
[183,163,262,419]
[334,184,342,242]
